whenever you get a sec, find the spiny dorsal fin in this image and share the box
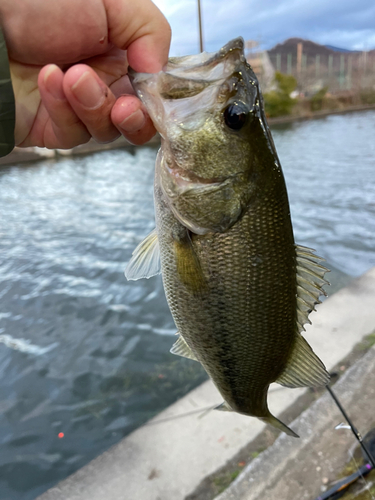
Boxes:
[295,245,330,332]
[125,229,161,281]
[275,334,330,388]
[170,335,198,361]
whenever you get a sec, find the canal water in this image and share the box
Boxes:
[0,110,374,499]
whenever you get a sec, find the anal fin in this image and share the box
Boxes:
[275,334,330,388]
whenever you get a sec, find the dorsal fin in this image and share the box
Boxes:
[295,245,330,333]
[125,229,161,280]
[170,335,198,361]
[274,245,330,389]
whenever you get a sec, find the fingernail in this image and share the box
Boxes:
[71,71,105,109]
[44,65,65,100]
[119,109,145,133]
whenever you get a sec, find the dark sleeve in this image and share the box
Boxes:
[0,27,15,157]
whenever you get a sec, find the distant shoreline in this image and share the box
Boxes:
[1,103,375,167]
[266,102,375,125]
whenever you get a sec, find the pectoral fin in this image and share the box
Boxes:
[173,231,206,292]
[275,334,330,388]
[125,229,161,280]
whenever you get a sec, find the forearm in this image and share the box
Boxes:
[0,27,15,156]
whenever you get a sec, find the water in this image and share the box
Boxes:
[0,110,374,499]
[274,111,375,276]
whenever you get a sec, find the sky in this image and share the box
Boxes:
[152,0,375,56]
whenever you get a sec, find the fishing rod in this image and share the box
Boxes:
[314,463,373,500]
[311,384,375,500]
[326,384,375,469]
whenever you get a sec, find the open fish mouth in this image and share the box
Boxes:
[129,37,245,85]
[157,37,245,85]
[129,37,261,235]
[128,37,250,138]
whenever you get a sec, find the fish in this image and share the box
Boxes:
[125,37,330,438]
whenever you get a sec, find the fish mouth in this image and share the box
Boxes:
[129,37,245,82]
[164,37,245,76]
[128,37,247,137]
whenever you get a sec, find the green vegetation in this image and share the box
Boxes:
[357,331,375,351]
[263,72,298,117]
[335,457,375,499]
[329,423,375,499]
[205,447,266,498]
[360,89,375,105]
[212,469,241,495]
[310,86,328,111]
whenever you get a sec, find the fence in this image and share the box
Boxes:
[267,51,375,95]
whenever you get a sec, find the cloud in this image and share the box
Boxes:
[152,0,375,55]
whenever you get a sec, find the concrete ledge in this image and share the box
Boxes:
[37,267,375,500]
[217,344,375,500]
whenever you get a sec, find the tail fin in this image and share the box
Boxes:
[259,414,299,438]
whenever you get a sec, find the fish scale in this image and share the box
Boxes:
[126,37,330,437]
[156,175,297,416]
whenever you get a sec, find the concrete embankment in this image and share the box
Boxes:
[37,267,375,500]
[217,344,375,500]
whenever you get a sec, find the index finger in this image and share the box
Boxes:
[103,0,171,72]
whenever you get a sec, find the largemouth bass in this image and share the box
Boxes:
[126,37,329,437]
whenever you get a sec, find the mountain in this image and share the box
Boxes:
[269,37,333,58]
[267,37,369,74]
[324,44,359,53]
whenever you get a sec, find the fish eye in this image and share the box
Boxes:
[223,102,248,130]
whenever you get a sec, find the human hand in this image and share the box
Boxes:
[0,0,171,148]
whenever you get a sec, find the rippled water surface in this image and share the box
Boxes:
[0,110,374,499]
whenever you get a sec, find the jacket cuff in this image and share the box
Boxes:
[0,27,15,157]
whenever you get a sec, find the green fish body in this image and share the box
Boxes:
[126,38,329,437]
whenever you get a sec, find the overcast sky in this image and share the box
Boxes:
[153,0,375,56]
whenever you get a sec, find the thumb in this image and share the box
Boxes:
[103,0,171,73]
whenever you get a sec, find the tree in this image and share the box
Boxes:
[263,72,297,117]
